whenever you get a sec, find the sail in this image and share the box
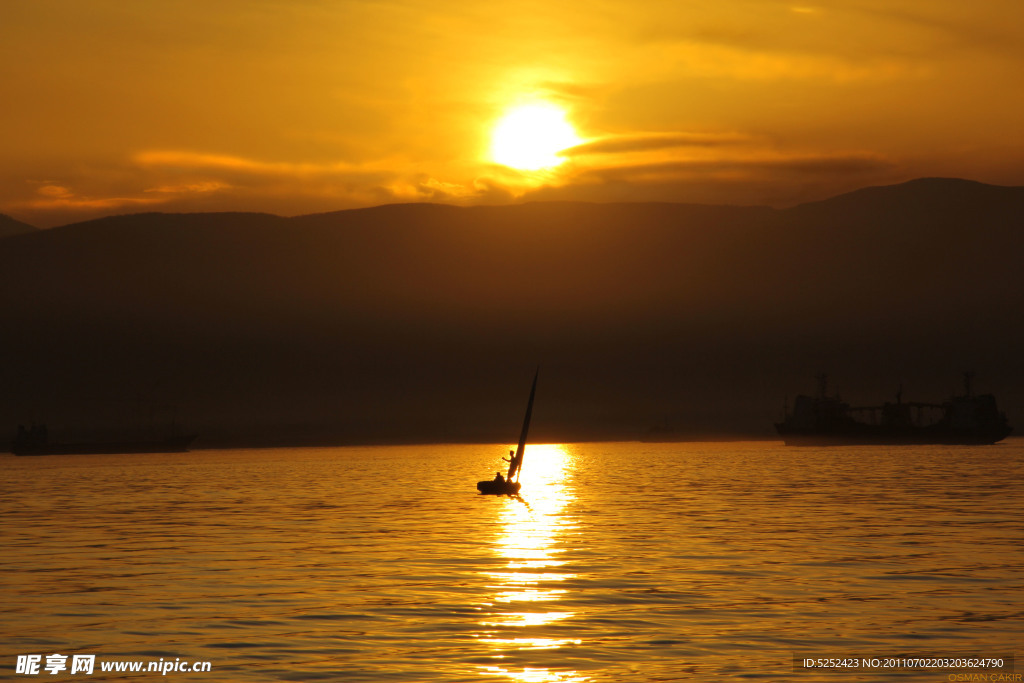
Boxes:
[506,369,538,482]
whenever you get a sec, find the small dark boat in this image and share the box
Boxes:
[477,476,522,496]
[12,424,197,456]
[478,369,538,496]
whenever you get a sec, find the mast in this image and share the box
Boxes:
[506,368,538,483]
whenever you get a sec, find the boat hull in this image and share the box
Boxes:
[477,480,521,496]
[776,428,1012,447]
[12,434,198,456]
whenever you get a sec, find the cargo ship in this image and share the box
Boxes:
[775,374,1012,446]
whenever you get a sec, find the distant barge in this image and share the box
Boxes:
[775,375,1012,446]
[11,424,197,456]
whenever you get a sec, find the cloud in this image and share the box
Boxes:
[8,141,895,229]
[130,149,436,198]
[132,148,526,209]
[132,150,370,177]
[575,152,893,184]
[534,80,609,103]
[37,185,73,198]
[144,181,232,195]
[20,184,164,212]
[7,150,425,225]
[847,3,1024,56]
[662,41,929,82]
[563,132,753,157]
[415,177,478,200]
[506,148,899,209]
[627,3,943,84]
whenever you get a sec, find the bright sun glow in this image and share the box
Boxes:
[491,103,581,171]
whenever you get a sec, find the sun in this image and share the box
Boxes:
[490,103,581,171]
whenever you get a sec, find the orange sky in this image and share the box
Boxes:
[3,0,1023,226]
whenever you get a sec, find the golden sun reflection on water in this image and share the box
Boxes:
[478,666,590,683]
[477,444,589,682]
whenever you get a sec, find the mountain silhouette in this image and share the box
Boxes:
[1,178,1020,446]
[0,214,36,239]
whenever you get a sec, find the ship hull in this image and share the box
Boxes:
[776,427,1012,447]
[12,434,197,456]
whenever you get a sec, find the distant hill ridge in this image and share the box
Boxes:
[0,176,1021,446]
[23,176,1022,232]
[0,213,36,238]
[789,177,1024,222]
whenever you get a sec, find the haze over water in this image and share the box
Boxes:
[2,441,1021,681]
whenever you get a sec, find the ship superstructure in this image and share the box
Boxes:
[775,374,1012,446]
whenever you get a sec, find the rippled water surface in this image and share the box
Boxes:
[2,441,1021,681]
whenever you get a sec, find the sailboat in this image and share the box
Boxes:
[477,369,538,496]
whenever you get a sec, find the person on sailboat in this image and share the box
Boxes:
[494,472,505,484]
[503,449,514,463]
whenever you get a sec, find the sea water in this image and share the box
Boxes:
[1,441,1021,681]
